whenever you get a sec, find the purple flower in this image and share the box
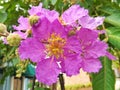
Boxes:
[70,28,114,73]
[19,18,81,85]
[61,5,88,25]
[78,15,105,29]
[13,16,31,31]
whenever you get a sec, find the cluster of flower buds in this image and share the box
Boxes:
[0,3,116,85]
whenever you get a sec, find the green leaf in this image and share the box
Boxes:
[105,13,120,27]
[50,0,57,5]
[35,87,50,90]
[106,27,120,49]
[91,57,115,90]
[0,11,7,23]
[108,35,120,49]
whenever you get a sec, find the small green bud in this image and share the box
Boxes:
[0,23,7,34]
[68,30,76,36]
[29,15,39,26]
[7,33,22,46]
[26,29,32,36]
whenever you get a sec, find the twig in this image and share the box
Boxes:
[59,74,65,90]
[0,33,7,37]
[32,76,36,90]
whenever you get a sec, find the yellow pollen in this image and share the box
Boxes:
[46,33,66,58]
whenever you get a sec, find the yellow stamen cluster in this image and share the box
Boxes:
[46,33,66,58]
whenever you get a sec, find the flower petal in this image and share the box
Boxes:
[65,36,82,53]
[85,40,108,58]
[19,38,45,62]
[77,28,98,42]
[28,3,43,15]
[79,15,105,29]
[106,52,116,60]
[13,16,30,31]
[32,18,51,39]
[41,9,59,22]
[81,58,102,73]
[62,5,88,24]
[61,53,81,76]
[36,58,60,85]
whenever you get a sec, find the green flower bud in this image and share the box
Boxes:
[7,33,22,46]
[26,29,32,36]
[29,15,39,26]
[0,23,7,34]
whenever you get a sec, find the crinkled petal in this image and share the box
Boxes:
[28,3,43,15]
[32,18,51,39]
[79,15,105,29]
[61,53,81,76]
[51,19,67,38]
[19,38,45,62]
[77,28,98,42]
[81,58,102,73]
[29,3,59,22]
[106,52,116,60]
[85,40,108,58]
[65,36,82,53]
[62,5,88,24]
[36,58,60,85]
[13,16,30,31]
[41,9,59,22]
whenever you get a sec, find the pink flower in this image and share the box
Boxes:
[19,18,82,85]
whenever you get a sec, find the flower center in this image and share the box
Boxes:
[46,33,66,58]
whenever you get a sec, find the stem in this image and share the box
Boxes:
[32,76,36,90]
[51,83,57,90]
[0,33,7,37]
[59,74,65,90]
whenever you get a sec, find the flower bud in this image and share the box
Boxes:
[68,30,76,36]
[7,33,22,46]
[26,29,32,36]
[0,23,7,34]
[29,15,39,26]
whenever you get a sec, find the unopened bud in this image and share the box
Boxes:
[68,30,76,36]
[0,23,7,34]
[26,29,32,36]
[7,33,22,46]
[29,15,39,26]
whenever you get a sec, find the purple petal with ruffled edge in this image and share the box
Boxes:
[50,19,67,38]
[85,40,108,58]
[32,18,51,39]
[81,58,102,73]
[28,3,43,15]
[29,3,59,22]
[77,28,98,43]
[62,5,88,25]
[19,38,45,62]
[61,51,82,76]
[36,58,60,85]
[65,36,82,53]
[78,15,105,29]
[41,9,59,23]
[13,16,30,31]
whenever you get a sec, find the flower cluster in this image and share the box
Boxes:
[11,3,115,85]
